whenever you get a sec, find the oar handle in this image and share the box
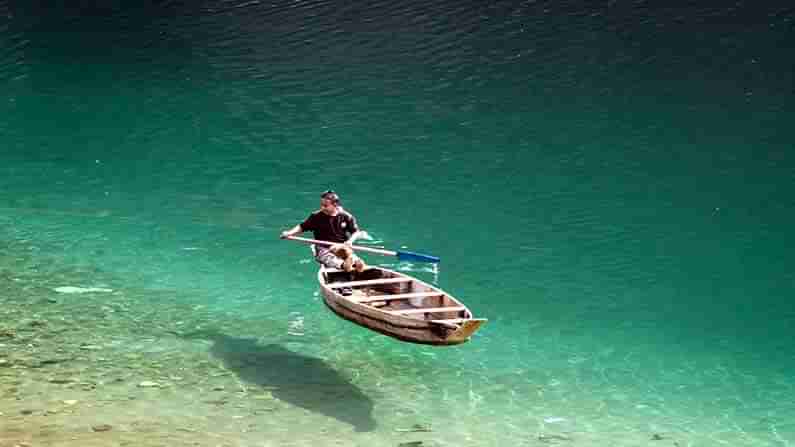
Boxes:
[284,236,397,257]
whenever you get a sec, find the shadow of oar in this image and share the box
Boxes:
[191,330,377,432]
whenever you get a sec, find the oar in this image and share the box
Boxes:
[284,236,440,263]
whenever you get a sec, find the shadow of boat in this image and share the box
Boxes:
[185,330,377,432]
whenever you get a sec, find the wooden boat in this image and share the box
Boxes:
[318,266,486,346]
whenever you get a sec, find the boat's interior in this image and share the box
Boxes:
[323,267,468,322]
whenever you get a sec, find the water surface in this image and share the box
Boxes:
[1,1,794,445]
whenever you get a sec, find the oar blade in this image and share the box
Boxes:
[396,250,440,264]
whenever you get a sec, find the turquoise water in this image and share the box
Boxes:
[2,2,794,445]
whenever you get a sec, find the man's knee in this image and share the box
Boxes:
[316,250,344,269]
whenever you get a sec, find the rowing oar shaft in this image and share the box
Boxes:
[285,236,397,256]
[284,235,440,263]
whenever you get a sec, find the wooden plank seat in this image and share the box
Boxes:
[355,292,443,304]
[387,306,466,315]
[330,277,412,289]
[323,267,375,274]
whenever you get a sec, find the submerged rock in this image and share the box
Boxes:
[31,357,72,368]
[395,424,432,433]
[79,345,102,351]
[538,433,572,443]
[54,286,113,294]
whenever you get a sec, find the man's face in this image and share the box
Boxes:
[320,198,337,215]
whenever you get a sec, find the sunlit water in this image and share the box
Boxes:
[1,1,794,446]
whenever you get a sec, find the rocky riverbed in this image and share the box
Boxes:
[0,239,449,447]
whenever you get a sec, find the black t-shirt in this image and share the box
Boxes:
[300,209,359,243]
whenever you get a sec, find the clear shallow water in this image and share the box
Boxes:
[1,1,794,446]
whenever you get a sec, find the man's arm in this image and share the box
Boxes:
[280,224,303,239]
[345,230,369,245]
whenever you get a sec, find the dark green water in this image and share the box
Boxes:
[1,1,794,445]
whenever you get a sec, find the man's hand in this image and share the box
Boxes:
[280,225,302,239]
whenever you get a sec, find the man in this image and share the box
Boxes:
[280,190,368,273]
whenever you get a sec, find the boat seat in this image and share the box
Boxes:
[323,267,373,274]
[329,277,412,288]
[355,292,443,304]
[387,306,466,315]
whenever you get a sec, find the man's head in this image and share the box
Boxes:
[320,190,341,215]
